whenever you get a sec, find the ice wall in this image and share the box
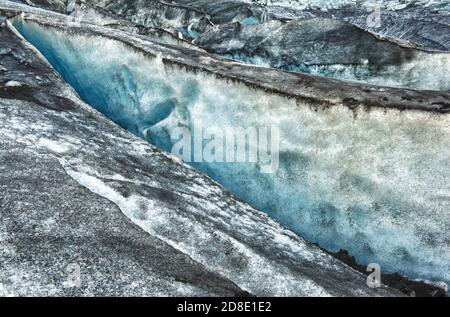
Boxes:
[13,19,450,285]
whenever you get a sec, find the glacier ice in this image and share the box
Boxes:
[86,0,450,90]
[83,0,450,53]
[220,41,450,91]
[191,11,450,91]
[12,18,450,286]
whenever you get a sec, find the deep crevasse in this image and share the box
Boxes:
[13,19,450,285]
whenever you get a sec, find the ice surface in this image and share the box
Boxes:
[250,0,450,11]
[61,167,330,296]
[86,0,450,90]
[0,8,406,296]
[37,138,71,153]
[13,19,450,286]
[223,50,450,91]
[198,17,450,91]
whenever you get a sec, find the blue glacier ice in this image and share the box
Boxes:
[13,18,450,286]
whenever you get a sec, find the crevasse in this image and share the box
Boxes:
[13,19,450,285]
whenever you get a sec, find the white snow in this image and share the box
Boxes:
[5,80,22,87]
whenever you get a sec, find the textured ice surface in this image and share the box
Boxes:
[83,0,450,89]
[3,15,400,296]
[209,18,450,91]
[225,52,450,91]
[13,19,450,286]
